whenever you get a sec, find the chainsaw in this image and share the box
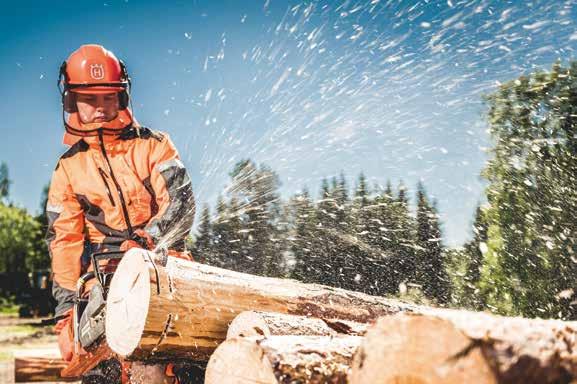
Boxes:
[58,249,203,384]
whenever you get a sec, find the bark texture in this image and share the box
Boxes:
[226,311,367,339]
[205,335,361,384]
[350,311,577,384]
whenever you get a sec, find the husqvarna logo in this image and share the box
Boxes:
[90,64,105,80]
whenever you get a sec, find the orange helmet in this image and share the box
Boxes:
[59,44,133,137]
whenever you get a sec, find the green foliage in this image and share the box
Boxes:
[415,183,450,303]
[204,160,286,277]
[443,248,470,307]
[193,204,212,264]
[457,205,489,310]
[0,202,44,273]
[480,61,577,319]
[0,165,48,276]
[0,162,10,201]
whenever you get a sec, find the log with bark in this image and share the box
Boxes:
[105,248,416,361]
[13,349,78,383]
[226,310,367,339]
[350,311,577,384]
[205,335,361,384]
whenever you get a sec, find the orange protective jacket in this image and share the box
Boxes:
[46,127,194,315]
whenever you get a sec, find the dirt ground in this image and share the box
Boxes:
[0,314,79,384]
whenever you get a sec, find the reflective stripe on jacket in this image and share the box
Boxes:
[46,127,195,293]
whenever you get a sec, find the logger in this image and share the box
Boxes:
[44,43,197,384]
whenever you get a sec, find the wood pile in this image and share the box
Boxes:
[16,249,577,383]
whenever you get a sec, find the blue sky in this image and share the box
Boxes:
[1,0,576,246]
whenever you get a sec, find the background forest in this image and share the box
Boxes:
[1,62,576,320]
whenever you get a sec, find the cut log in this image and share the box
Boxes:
[205,335,361,384]
[106,248,416,361]
[350,311,577,384]
[14,349,78,383]
[226,310,367,339]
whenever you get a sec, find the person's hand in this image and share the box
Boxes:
[120,229,155,251]
[55,309,74,362]
[167,249,193,262]
[120,239,140,251]
[133,229,155,250]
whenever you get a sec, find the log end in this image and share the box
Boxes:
[226,310,272,339]
[350,313,496,384]
[205,337,277,384]
[206,335,361,384]
[105,248,152,357]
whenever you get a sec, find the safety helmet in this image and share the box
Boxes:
[58,44,133,137]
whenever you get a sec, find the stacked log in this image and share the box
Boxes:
[13,348,78,383]
[105,248,416,361]
[207,311,367,383]
[100,249,577,384]
[205,335,361,384]
[350,311,577,384]
[226,310,367,339]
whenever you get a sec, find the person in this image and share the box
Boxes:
[47,44,196,383]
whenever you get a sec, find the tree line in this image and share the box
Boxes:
[193,163,449,304]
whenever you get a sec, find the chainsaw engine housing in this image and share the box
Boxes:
[79,283,107,350]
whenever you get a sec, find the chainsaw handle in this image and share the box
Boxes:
[74,271,95,355]
[91,251,125,287]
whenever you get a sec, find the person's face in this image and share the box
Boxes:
[75,92,119,124]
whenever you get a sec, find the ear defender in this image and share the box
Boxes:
[118,90,129,110]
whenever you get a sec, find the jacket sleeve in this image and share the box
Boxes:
[144,134,195,248]
[46,162,85,315]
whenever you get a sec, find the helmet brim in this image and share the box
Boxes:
[71,86,125,94]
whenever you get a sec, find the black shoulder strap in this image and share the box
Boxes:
[118,126,164,142]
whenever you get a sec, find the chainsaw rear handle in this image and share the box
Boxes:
[73,271,96,355]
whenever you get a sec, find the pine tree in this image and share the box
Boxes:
[415,182,430,285]
[462,205,488,309]
[331,173,349,230]
[194,204,213,265]
[212,196,231,268]
[317,178,334,228]
[354,173,369,207]
[370,180,397,295]
[226,196,243,270]
[0,162,10,202]
[290,189,317,282]
[228,160,283,277]
[415,183,448,303]
[343,172,377,294]
[388,181,416,293]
